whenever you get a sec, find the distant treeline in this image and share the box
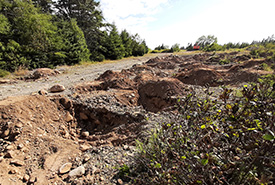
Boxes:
[0,0,149,72]
[185,35,275,52]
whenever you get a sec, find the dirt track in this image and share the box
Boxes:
[0,53,167,100]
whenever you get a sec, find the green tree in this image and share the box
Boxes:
[0,14,10,35]
[0,0,90,71]
[55,0,105,61]
[196,35,217,48]
[120,29,133,57]
[101,25,125,60]
[55,19,90,65]
[32,0,54,13]
[170,43,180,52]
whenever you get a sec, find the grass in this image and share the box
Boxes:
[13,66,29,77]
[0,69,10,78]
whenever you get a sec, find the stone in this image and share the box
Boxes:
[32,68,56,79]
[6,145,14,150]
[10,159,25,166]
[65,112,74,122]
[23,174,30,182]
[29,176,37,183]
[79,144,90,152]
[49,84,65,93]
[68,166,85,177]
[60,97,72,109]
[117,178,123,185]
[59,162,72,174]
[79,112,88,120]
[9,169,17,174]
[81,131,89,138]
[99,176,105,181]
[2,129,10,137]
[0,156,3,162]
[17,144,24,150]
[0,79,11,84]
[38,89,48,96]
[5,150,16,158]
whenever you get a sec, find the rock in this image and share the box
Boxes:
[79,112,88,120]
[10,159,25,166]
[81,131,89,138]
[65,112,74,122]
[38,89,48,96]
[123,145,129,150]
[0,79,11,84]
[60,97,72,109]
[6,145,14,150]
[15,122,23,128]
[49,84,65,93]
[17,144,24,150]
[23,174,30,182]
[2,129,10,137]
[9,169,17,174]
[5,150,16,158]
[0,156,4,162]
[32,68,57,79]
[99,176,105,181]
[29,176,37,183]
[79,144,90,152]
[117,178,123,185]
[68,166,85,177]
[59,162,72,174]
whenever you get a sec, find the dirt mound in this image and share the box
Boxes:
[138,78,186,112]
[0,95,79,184]
[27,68,60,80]
[176,68,223,86]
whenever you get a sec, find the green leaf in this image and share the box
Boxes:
[154,163,162,168]
[201,159,209,166]
[263,134,275,141]
[201,125,206,129]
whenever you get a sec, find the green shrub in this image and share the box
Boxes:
[129,75,275,184]
[0,69,10,77]
[219,58,231,65]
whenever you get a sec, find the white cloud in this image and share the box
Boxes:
[99,0,169,34]
[99,0,275,49]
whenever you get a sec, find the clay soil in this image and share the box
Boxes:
[0,51,274,184]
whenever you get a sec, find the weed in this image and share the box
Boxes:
[0,69,10,77]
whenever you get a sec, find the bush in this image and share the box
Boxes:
[0,69,10,77]
[129,75,275,184]
[170,44,181,52]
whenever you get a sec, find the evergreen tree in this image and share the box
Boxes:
[120,29,133,57]
[101,25,125,60]
[54,0,105,60]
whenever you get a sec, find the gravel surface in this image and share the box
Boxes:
[0,54,167,100]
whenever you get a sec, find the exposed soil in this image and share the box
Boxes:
[0,51,274,184]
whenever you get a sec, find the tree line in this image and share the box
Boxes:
[0,0,148,72]
[186,35,275,52]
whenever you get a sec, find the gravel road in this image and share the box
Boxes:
[0,54,167,100]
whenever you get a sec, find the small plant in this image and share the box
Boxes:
[0,69,10,77]
[13,66,29,76]
[260,63,273,71]
[219,58,231,65]
[130,74,275,184]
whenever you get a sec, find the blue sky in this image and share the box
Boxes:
[100,0,275,49]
